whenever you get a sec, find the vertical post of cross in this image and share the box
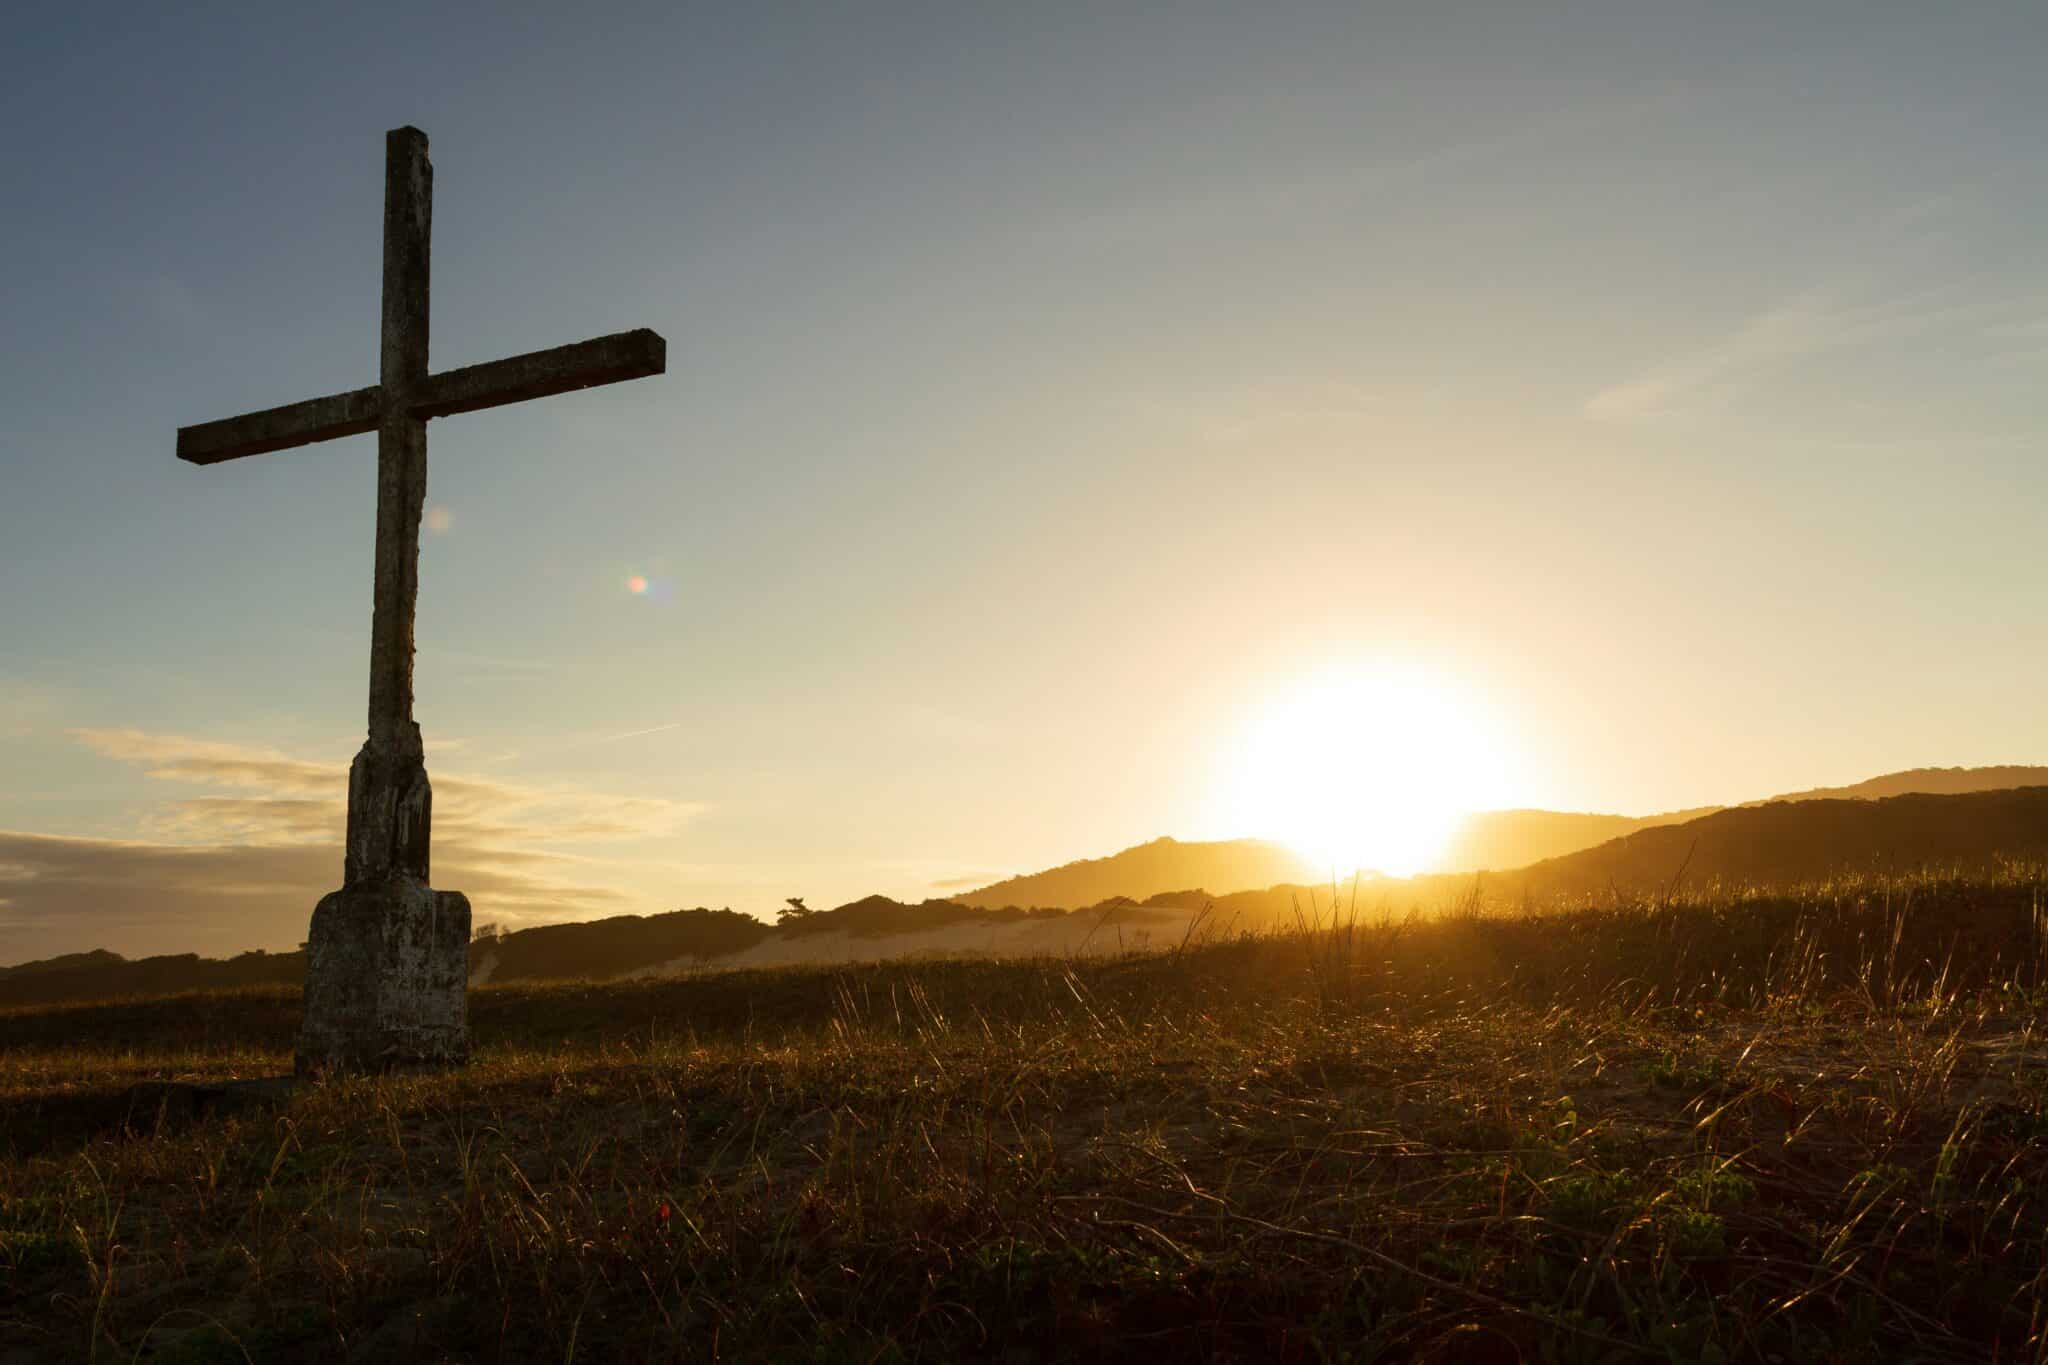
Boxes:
[301,127,470,1075]
[373,125,430,754]
[347,126,434,887]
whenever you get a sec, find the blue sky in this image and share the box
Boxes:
[6,3,2048,960]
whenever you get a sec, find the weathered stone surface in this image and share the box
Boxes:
[297,878,469,1075]
[177,124,666,1074]
[344,727,433,883]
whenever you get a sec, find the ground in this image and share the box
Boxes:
[4,883,2047,1362]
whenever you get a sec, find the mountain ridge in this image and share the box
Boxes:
[964,764,2048,905]
[11,765,2048,1006]
[954,836,1321,911]
[1438,785,2048,901]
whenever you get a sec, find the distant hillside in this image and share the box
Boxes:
[1759,766,2048,805]
[1431,766,2048,875]
[469,907,770,984]
[1198,788,2048,916]
[949,766,2048,900]
[0,895,1154,1008]
[15,770,2048,1009]
[1434,808,1718,874]
[0,948,301,1009]
[1465,786,2048,901]
[956,837,1321,910]
[780,895,1059,938]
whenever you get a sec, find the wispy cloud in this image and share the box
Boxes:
[74,728,336,796]
[929,875,998,891]
[597,721,686,744]
[1579,184,2048,430]
[1037,86,1697,254]
[1582,285,1995,422]
[0,730,709,964]
[0,831,336,950]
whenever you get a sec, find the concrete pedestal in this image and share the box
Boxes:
[296,876,469,1075]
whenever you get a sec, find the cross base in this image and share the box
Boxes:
[295,877,470,1075]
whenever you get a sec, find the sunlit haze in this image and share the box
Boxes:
[1208,665,1516,876]
[7,3,2048,961]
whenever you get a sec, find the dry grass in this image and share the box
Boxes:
[5,874,2048,1362]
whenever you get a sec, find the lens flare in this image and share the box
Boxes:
[626,575,649,595]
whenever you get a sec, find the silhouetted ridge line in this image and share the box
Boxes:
[1435,786,2048,900]
[1757,765,2048,805]
[14,776,2048,1008]
[1424,764,2048,874]
[958,836,1322,910]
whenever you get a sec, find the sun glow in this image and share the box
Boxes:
[1214,666,1513,877]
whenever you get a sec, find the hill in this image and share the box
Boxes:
[0,947,300,1008]
[16,771,2048,1009]
[1090,787,2048,924]
[1433,766,2048,874]
[954,836,1321,909]
[1760,764,2048,804]
[960,766,2048,899]
[1460,785,2048,901]
[468,907,770,984]
[1433,806,1718,874]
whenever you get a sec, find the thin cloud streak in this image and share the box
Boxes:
[0,730,711,964]
[1583,286,1971,421]
[1035,85,1696,253]
[1583,204,2048,422]
[598,721,686,743]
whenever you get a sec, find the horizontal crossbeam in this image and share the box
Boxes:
[176,329,667,465]
[415,329,667,420]
[176,386,383,465]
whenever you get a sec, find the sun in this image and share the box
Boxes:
[1212,666,1512,877]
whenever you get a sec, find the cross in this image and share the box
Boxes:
[176,127,666,1073]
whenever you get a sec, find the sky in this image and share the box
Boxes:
[6,2,2048,962]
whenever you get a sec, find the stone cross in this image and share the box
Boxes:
[176,127,666,1074]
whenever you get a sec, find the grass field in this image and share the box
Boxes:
[5,875,2048,1362]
